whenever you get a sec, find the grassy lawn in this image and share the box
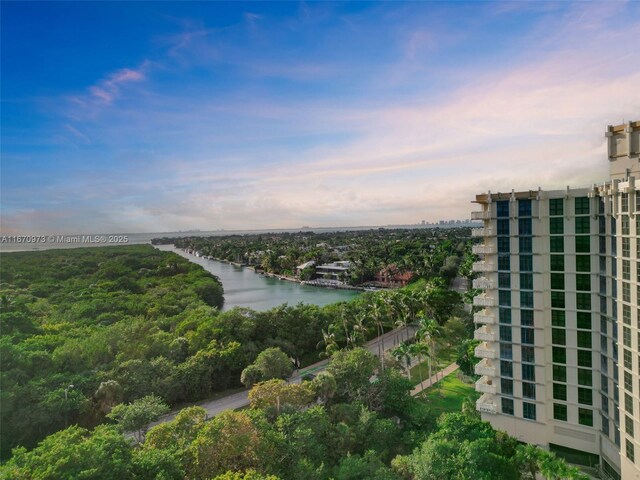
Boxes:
[416,371,480,416]
[408,344,457,386]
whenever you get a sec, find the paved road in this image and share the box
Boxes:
[144,325,417,431]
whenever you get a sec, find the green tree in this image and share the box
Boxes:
[107,394,169,443]
[0,425,133,480]
[327,348,378,404]
[248,379,315,413]
[456,339,480,377]
[253,347,294,381]
[311,371,337,404]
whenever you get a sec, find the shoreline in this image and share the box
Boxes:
[183,248,366,292]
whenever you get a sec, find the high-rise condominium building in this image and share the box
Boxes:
[471,121,639,480]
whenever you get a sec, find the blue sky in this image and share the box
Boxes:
[2,1,639,234]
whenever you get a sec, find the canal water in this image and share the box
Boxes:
[155,244,359,311]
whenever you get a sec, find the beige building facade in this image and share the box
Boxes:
[472,121,640,480]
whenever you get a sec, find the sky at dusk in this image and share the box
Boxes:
[2,1,639,234]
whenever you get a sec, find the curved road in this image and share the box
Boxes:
[144,325,417,432]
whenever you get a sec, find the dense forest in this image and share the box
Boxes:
[153,227,475,284]
[0,244,461,460]
[1,347,587,479]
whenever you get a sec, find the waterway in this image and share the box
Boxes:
[155,244,359,311]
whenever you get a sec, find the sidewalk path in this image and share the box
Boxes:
[411,362,459,396]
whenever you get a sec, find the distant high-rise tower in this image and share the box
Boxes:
[471,121,639,479]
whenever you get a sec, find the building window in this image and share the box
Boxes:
[550,255,564,271]
[500,360,513,378]
[549,198,564,216]
[551,310,565,326]
[625,393,634,415]
[577,368,592,387]
[576,293,591,311]
[624,349,633,370]
[552,328,566,345]
[498,236,510,253]
[519,236,532,253]
[624,326,632,348]
[497,201,509,218]
[578,408,594,427]
[553,365,567,382]
[575,236,590,253]
[576,274,591,291]
[602,374,609,393]
[551,291,565,309]
[498,255,511,271]
[523,402,537,421]
[521,327,534,345]
[626,416,635,439]
[497,218,510,235]
[621,193,629,212]
[523,382,536,400]
[550,236,564,253]
[622,238,630,257]
[576,255,591,272]
[519,199,532,217]
[575,217,590,234]
[521,346,535,363]
[626,439,635,463]
[550,217,564,235]
[520,309,534,326]
[622,215,630,235]
[499,325,512,342]
[622,304,632,325]
[623,282,631,303]
[499,308,511,324]
[520,291,534,308]
[624,371,633,392]
[500,344,513,360]
[575,197,590,215]
[518,218,532,236]
[578,350,592,368]
[522,364,535,381]
[553,347,566,364]
[554,403,568,421]
[576,312,591,329]
[501,378,513,396]
[501,397,514,415]
[520,273,533,290]
[623,260,631,281]
[551,273,564,290]
[577,331,592,349]
[499,290,511,307]
[520,255,533,272]
[578,387,593,405]
[498,273,511,288]
[553,383,567,400]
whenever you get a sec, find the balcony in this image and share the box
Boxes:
[472,244,494,255]
[475,376,497,395]
[474,325,496,342]
[473,294,495,307]
[471,211,490,220]
[473,310,496,324]
[474,358,497,377]
[473,277,494,289]
[472,227,494,238]
[476,393,498,414]
[474,343,496,359]
[472,261,494,273]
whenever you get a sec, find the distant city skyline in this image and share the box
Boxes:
[2,1,639,235]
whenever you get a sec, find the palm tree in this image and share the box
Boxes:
[409,342,429,386]
[318,326,339,358]
[415,316,439,383]
[391,343,413,382]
